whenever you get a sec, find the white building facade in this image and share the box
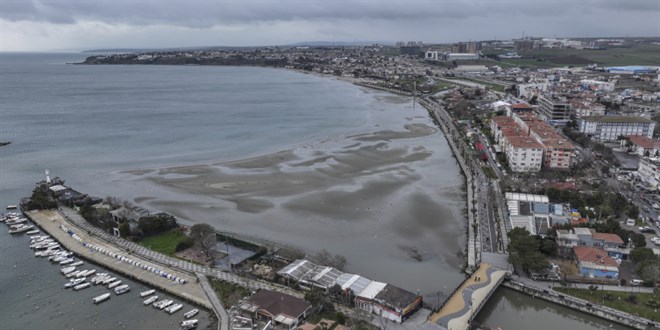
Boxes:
[579,116,655,141]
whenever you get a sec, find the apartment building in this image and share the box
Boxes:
[579,116,655,141]
[504,136,544,172]
[537,95,572,124]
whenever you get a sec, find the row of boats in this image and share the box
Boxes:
[2,212,39,234]
[16,213,200,329]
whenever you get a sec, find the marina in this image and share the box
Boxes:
[93,293,111,304]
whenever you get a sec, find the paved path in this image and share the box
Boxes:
[197,273,228,330]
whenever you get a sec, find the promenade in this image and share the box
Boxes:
[428,263,507,330]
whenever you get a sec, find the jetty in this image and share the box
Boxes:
[26,209,212,310]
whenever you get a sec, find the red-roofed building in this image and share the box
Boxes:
[504,136,544,172]
[572,246,619,279]
[624,135,660,157]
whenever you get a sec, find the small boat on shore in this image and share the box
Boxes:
[184,309,199,319]
[180,319,198,329]
[108,280,122,289]
[93,293,111,304]
[143,296,159,305]
[139,289,155,297]
[6,205,17,210]
[114,284,130,295]
[74,282,91,290]
[165,303,183,314]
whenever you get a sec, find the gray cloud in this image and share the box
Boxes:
[0,0,657,51]
[2,0,656,26]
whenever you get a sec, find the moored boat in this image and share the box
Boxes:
[65,277,86,288]
[9,224,34,234]
[139,289,155,297]
[74,282,91,290]
[61,266,76,275]
[26,229,40,235]
[108,280,122,289]
[6,205,17,209]
[180,319,198,329]
[143,295,159,305]
[165,303,183,314]
[184,309,199,319]
[93,293,111,304]
[114,284,130,295]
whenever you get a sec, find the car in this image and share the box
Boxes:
[630,279,644,286]
[653,203,660,209]
[626,219,636,226]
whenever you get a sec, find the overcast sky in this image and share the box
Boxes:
[1,0,659,51]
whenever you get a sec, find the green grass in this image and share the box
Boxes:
[207,277,250,307]
[482,166,497,179]
[485,45,660,67]
[555,287,660,320]
[137,228,188,256]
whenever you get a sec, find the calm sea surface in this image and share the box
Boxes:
[0,53,627,329]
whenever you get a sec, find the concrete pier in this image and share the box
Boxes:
[26,209,213,310]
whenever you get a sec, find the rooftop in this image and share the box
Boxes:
[582,115,653,124]
[506,192,549,203]
[573,246,619,269]
[627,135,659,149]
[246,290,311,320]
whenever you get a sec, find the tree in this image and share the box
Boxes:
[118,222,131,238]
[626,205,640,219]
[314,249,348,271]
[630,233,647,248]
[507,228,549,273]
[540,238,558,257]
[189,224,217,261]
[630,247,655,265]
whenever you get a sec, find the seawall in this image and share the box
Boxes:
[502,281,659,330]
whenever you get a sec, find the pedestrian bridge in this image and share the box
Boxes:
[428,263,509,330]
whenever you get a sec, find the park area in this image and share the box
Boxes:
[555,287,660,321]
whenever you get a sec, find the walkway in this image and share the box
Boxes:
[428,263,508,330]
[197,273,229,330]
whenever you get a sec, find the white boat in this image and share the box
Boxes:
[93,293,111,304]
[83,269,96,277]
[59,258,75,265]
[76,270,90,278]
[102,277,116,285]
[26,229,40,235]
[65,277,86,288]
[70,261,84,267]
[74,282,91,290]
[139,289,155,297]
[9,224,33,234]
[184,309,199,319]
[61,266,76,275]
[165,303,183,314]
[154,299,173,309]
[114,285,130,295]
[180,319,198,329]
[6,205,17,209]
[143,296,159,305]
[108,280,122,289]
[6,218,27,225]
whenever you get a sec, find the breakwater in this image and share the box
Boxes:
[502,281,659,330]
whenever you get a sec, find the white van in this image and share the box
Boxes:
[626,219,636,226]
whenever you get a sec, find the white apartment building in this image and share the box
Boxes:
[504,136,544,172]
[637,157,660,190]
[579,116,655,141]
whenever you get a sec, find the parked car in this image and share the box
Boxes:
[626,219,636,226]
[653,203,660,209]
[630,279,644,286]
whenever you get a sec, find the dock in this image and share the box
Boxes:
[26,209,213,310]
[428,263,507,330]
